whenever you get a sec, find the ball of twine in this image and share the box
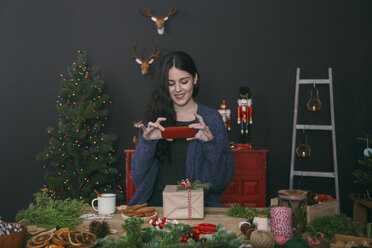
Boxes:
[240,223,255,239]
[250,230,275,248]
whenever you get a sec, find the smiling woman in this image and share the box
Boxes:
[167,66,198,115]
[129,51,235,207]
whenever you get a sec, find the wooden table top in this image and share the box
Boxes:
[76,206,247,238]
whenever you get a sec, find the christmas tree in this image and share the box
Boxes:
[37,50,123,202]
[352,133,372,198]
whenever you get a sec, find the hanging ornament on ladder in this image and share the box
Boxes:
[307,84,322,112]
[296,130,311,158]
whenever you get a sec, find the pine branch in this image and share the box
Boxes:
[226,203,271,221]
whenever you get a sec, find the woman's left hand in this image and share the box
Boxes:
[187,114,214,142]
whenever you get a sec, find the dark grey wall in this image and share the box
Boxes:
[1,0,371,221]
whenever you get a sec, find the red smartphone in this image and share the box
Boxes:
[161,126,196,139]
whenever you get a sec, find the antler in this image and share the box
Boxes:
[131,42,160,75]
[131,41,142,61]
[138,8,159,19]
[161,7,178,19]
[145,42,160,62]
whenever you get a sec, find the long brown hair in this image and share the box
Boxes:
[144,51,200,161]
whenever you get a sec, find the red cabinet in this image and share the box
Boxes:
[124,148,267,207]
[220,149,268,207]
[125,149,136,205]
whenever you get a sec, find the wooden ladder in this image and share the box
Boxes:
[289,68,340,205]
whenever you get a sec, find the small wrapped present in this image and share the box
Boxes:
[163,185,204,219]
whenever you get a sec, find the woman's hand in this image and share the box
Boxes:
[188,114,214,142]
[140,117,166,141]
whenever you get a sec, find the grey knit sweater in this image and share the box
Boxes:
[128,102,235,207]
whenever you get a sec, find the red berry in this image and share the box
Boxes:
[194,228,201,235]
[193,234,200,241]
[162,217,167,223]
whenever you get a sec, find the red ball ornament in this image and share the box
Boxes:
[181,236,189,243]
[194,228,201,235]
[158,223,165,229]
[193,234,200,241]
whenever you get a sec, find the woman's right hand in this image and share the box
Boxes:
[140,117,166,141]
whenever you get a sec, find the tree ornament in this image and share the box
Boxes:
[363,137,372,157]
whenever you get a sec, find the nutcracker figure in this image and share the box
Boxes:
[218,100,231,131]
[237,87,252,144]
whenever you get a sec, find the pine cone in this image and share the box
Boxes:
[89,220,110,238]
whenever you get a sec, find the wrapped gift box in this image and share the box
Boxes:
[306,200,339,223]
[163,185,204,219]
[330,234,372,248]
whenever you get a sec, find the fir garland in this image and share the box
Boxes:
[96,217,244,248]
[226,203,271,221]
[306,214,361,238]
[15,190,87,229]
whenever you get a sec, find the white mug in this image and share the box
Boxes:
[91,193,116,215]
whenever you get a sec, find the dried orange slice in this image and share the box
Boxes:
[76,231,97,247]
[54,227,70,235]
[31,232,53,245]
[68,231,82,246]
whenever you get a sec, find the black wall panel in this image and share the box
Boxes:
[0,0,371,221]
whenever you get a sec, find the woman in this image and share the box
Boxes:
[129,51,235,207]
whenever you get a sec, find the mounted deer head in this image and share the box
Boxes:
[131,42,160,75]
[139,7,178,35]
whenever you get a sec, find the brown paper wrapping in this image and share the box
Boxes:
[162,185,204,219]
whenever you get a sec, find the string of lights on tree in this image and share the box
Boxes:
[37,50,123,202]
